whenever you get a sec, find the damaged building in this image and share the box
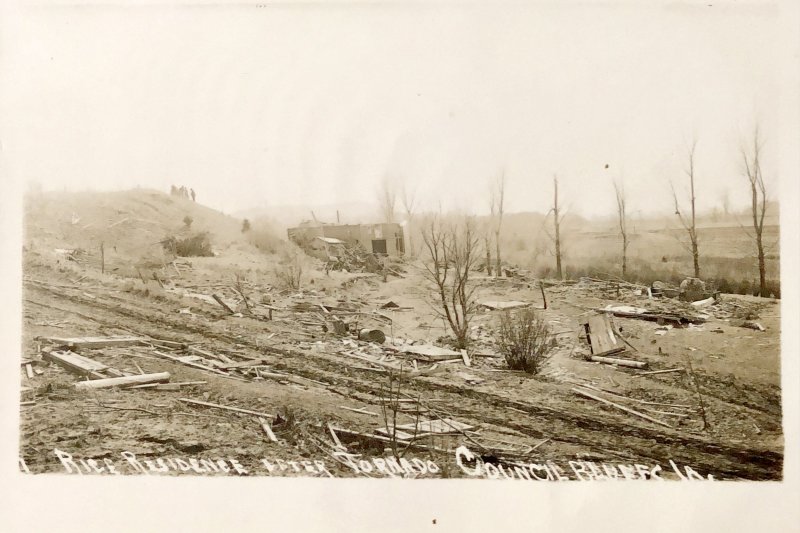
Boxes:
[287,221,406,256]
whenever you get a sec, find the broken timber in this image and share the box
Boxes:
[75,372,170,390]
[212,294,235,314]
[589,355,648,369]
[258,417,279,442]
[43,350,113,378]
[572,387,671,428]
[39,335,145,349]
[584,314,625,357]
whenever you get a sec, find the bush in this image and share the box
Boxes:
[183,215,193,228]
[496,308,554,374]
[241,218,251,233]
[274,249,304,290]
[161,232,214,257]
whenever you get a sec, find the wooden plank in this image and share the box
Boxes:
[24,364,34,379]
[43,350,110,375]
[460,349,471,367]
[212,294,235,314]
[75,372,170,389]
[637,367,684,376]
[258,417,279,442]
[40,336,145,349]
[402,345,461,361]
[590,355,647,369]
[572,387,671,428]
[221,359,266,370]
[126,380,207,390]
[327,423,344,449]
[339,406,379,417]
[587,314,624,356]
[151,350,245,380]
[178,398,273,418]
[188,346,235,364]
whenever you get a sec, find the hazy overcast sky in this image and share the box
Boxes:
[2,1,789,218]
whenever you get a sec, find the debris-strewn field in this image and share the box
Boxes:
[18,190,782,480]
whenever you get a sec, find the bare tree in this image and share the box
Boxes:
[421,217,480,349]
[400,185,417,257]
[613,179,629,278]
[378,177,397,223]
[489,171,506,277]
[741,126,769,297]
[546,175,566,280]
[671,140,701,278]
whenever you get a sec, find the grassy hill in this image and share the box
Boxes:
[23,188,287,278]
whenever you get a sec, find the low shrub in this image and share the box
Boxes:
[496,308,555,374]
[161,232,214,257]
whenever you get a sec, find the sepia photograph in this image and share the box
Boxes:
[1,0,799,530]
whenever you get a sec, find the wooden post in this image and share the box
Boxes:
[539,281,548,309]
[100,242,105,274]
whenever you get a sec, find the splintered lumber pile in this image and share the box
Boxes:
[76,372,171,390]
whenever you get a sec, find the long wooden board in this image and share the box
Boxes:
[40,336,145,349]
[75,372,170,389]
[43,350,110,376]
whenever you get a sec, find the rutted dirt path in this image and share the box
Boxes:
[23,279,783,480]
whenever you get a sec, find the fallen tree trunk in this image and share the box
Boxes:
[75,372,170,389]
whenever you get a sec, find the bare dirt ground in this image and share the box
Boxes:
[19,246,783,480]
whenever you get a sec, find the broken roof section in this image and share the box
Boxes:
[316,236,346,245]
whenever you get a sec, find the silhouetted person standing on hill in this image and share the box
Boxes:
[190,188,196,202]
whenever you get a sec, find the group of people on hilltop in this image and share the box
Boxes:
[170,185,196,202]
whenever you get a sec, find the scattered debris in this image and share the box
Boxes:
[572,387,671,428]
[178,398,274,418]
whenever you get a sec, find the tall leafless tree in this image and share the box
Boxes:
[378,177,397,223]
[671,140,701,278]
[613,179,629,278]
[421,217,480,349]
[400,185,417,257]
[546,175,566,280]
[489,171,506,277]
[741,126,769,297]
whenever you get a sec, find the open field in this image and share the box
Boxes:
[18,190,783,480]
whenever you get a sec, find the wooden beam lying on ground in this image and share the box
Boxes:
[590,355,647,369]
[178,398,273,418]
[76,372,171,389]
[40,336,145,349]
[637,367,684,376]
[258,417,279,442]
[43,350,111,377]
[572,387,671,428]
[151,350,246,381]
[212,294,235,314]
